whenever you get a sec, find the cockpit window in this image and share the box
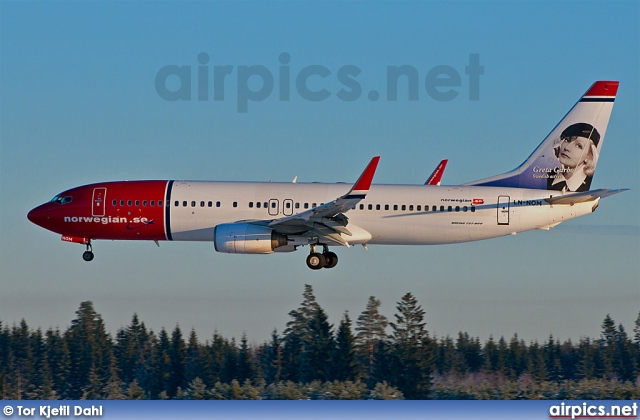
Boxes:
[51,195,73,205]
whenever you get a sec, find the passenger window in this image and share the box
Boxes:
[433,205,437,212]
[127,200,132,206]
[112,200,117,206]
[256,202,261,208]
[191,201,196,207]
[440,206,445,211]
[304,203,309,209]
[417,205,421,211]
[286,202,291,209]
[393,205,398,211]
[183,201,187,207]
[200,201,205,207]
[402,205,406,211]
[312,203,317,207]
[409,205,414,211]
[151,200,155,206]
[120,200,125,206]
[135,200,140,206]
[216,201,221,207]
[376,204,381,210]
[143,200,147,206]
[295,203,300,209]
[368,204,373,210]
[208,201,213,207]
[471,206,476,212]
[359,204,364,210]
[463,206,468,212]
[249,202,254,208]
[385,204,389,210]
[448,206,453,212]
[233,202,238,208]
[158,200,163,207]
[455,206,460,212]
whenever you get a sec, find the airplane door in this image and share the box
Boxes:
[268,199,279,216]
[92,187,107,217]
[283,199,294,216]
[497,195,510,225]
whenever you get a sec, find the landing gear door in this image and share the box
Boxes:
[92,187,107,217]
[497,195,510,225]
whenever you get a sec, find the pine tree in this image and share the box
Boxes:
[260,330,282,384]
[601,314,618,378]
[155,328,172,398]
[282,284,323,382]
[185,329,202,384]
[389,292,432,399]
[221,338,238,383]
[126,378,145,399]
[305,306,334,382]
[31,328,56,399]
[11,319,34,399]
[333,312,359,381]
[102,355,124,399]
[82,364,102,400]
[47,328,72,398]
[206,331,227,385]
[355,296,388,384]
[115,313,148,385]
[237,333,255,383]
[186,377,208,400]
[66,301,113,398]
[168,325,187,397]
[602,315,617,345]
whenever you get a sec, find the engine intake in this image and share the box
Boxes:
[214,223,288,254]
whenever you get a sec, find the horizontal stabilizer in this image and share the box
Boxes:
[544,188,628,205]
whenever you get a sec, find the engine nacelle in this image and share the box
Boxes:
[214,223,288,254]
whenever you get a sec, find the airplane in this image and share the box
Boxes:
[27,81,627,270]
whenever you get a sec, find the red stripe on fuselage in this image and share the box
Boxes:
[31,181,168,240]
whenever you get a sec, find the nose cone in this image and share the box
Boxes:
[27,204,50,228]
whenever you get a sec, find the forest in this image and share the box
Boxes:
[1,285,639,400]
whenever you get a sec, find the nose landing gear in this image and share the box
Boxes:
[306,245,338,270]
[82,241,94,262]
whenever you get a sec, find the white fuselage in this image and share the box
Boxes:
[167,181,594,245]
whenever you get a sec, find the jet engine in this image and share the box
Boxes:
[213,223,288,254]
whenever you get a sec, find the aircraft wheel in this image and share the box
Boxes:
[306,253,326,270]
[82,251,94,262]
[323,252,338,269]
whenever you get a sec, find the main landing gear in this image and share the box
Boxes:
[82,241,94,262]
[306,245,338,270]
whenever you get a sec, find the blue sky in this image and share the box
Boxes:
[1,1,638,345]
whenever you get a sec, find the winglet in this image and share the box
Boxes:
[425,159,448,185]
[346,156,380,198]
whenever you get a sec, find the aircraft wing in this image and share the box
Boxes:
[544,188,629,205]
[268,156,380,246]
